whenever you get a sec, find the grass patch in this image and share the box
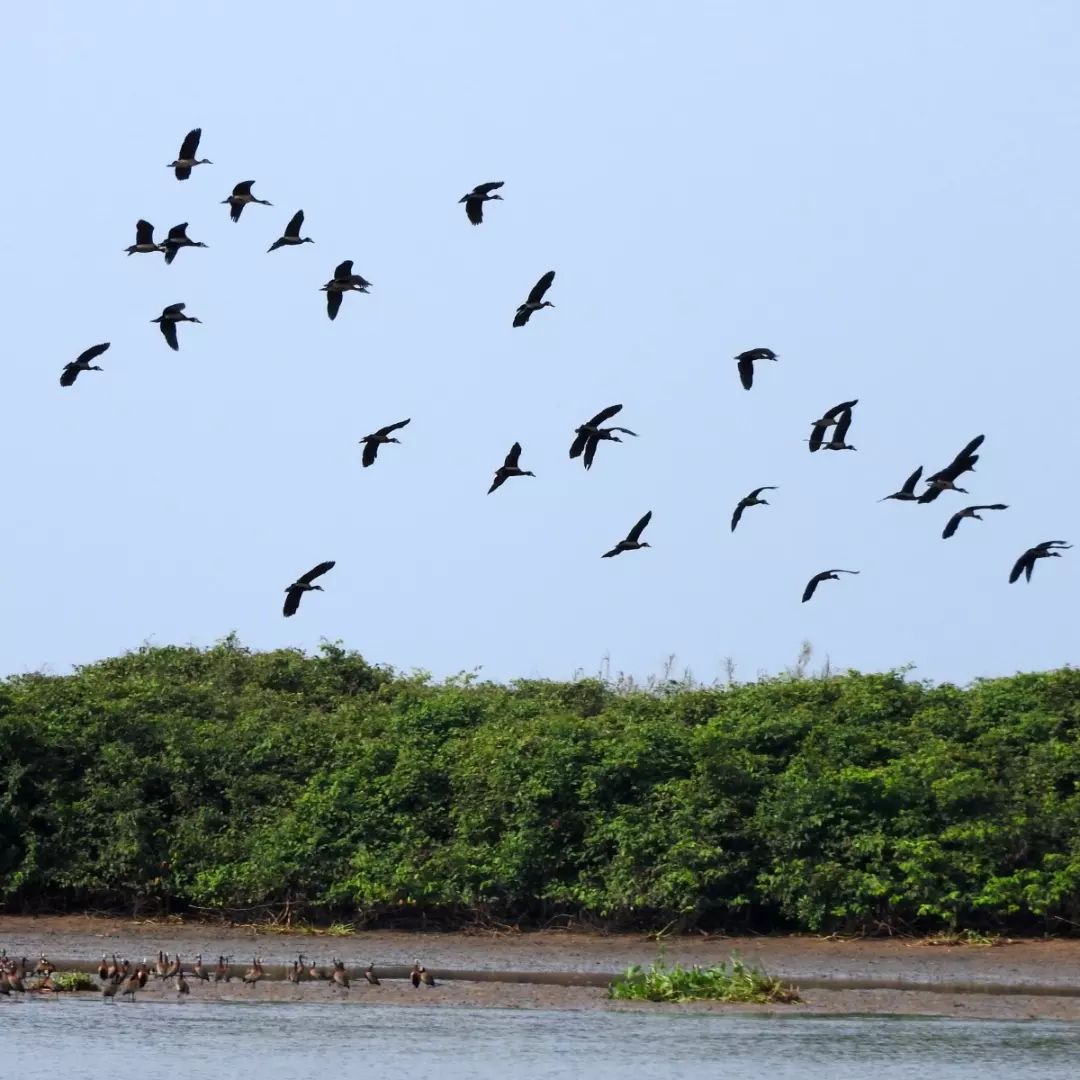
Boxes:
[918,929,1013,948]
[256,920,356,937]
[51,971,96,992]
[608,957,801,1004]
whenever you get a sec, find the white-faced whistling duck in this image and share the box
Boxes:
[60,341,109,387]
[126,219,165,256]
[918,435,984,503]
[155,951,168,979]
[808,400,858,452]
[818,406,857,451]
[1009,540,1071,584]
[308,959,327,980]
[735,347,777,391]
[192,954,209,981]
[361,418,410,468]
[321,259,373,320]
[101,978,118,1001]
[942,503,1008,540]
[120,973,140,1001]
[879,466,923,502]
[602,511,653,558]
[135,960,149,988]
[106,954,120,981]
[98,955,109,981]
[411,959,436,987]
[331,959,350,989]
[460,181,504,225]
[175,971,190,996]
[38,973,57,992]
[731,486,778,532]
[287,957,304,983]
[164,953,180,978]
[364,964,380,986]
[243,957,264,984]
[163,222,208,265]
[223,180,272,222]
[268,210,314,253]
[283,560,336,617]
[169,128,212,180]
[569,403,638,470]
[513,270,556,327]
[214,955,231,982]
[488,442,535,493]
[802,568,859,603]
[152,303,202,351]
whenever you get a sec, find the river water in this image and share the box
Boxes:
[2,1000,1078,1078]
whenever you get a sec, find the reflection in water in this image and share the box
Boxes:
[1,1001,1079,1079]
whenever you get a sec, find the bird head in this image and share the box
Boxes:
[312,584,325,592]
[198,158,213,165]
[189,317,203,324]
[491,193,503,200]
[302,237,315,244]
[389,437,402,444]
[90,365,103,372]
[524,470,536,477]
[543,301,555,309]
[759,499,770,506]
[640,542,652,549]
[956,485,968,493]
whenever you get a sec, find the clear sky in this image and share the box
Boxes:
[5,1,1078,685]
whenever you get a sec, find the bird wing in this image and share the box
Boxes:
[526,270,555,304]
[737,356,754,390]
[504,442,522,468]
[361,440,379,467]
[464,198,483,225]
[1008,551,1032,584]
[283,587,303,617]
[916,486,942,503]
[285,210,304,237]
[167,223,189,241]
[801,574,824,602]
[512,306,532,327]
[160,320,179,351]
[1035,540,1072,551]
[974,504,1009,512]
[233,180,255,197]
[731,501,746,532]
[832,408,853,443]
[77,342,110,364]
[59,363,78,387]
[587,403,622,427]
[954,434,985,462]
[164,302,186,315]
[569,429,590,459]
[164,244,179,265]
[326,290,342,320]
[230,202,244,222]
[808,422,828,452]
[376,418,411,437]
[179,128,201,159]
[626,511,652,543]
[175,164,192,181]
[942,511,964,539]
[582,433,600,470]
[135,219,155,245]
[749,486,778,499]
[298,560,336,585]
[334,259,354,280]
[487,473,507,494]
[826,399,859,420]
[601,546,622,558]
[474,181,504,195]
[608,427,638,436]
[901,465,924,494]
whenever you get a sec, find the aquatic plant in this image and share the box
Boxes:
[51,971,96,992]
[608,958,801,1003]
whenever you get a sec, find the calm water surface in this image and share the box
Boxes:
[2,1000,1078,1078]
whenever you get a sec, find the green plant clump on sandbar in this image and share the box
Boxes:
[51,971,96,992]
[609,958,801,1003]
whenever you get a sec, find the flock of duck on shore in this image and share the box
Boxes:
[1,949,436,1000]
[58,128,1069,612]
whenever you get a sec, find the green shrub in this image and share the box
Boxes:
[609,958,801,1003]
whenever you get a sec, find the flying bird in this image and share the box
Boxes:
[168,128,211,180]
[488,442,535,493]
[602,511,653,558]
[1008,541,1071,584]
[125,219,164,255]
[918,435,984,503]
[321,260,372,320]
[283,561,336,617]
[460,181,504,225]
[735,348,777,391]
[60,342,109,387]
[162,222,208,265]
[808,400,858,452]
[802,569,859,603]
[361,419,410,467]
[731,486,777,532]
[268,210,314,252]
[879,466,923,502]
[513,271,556,327]
[942,504,1008,539]
[569,404,637,470]
[222,180,272,222]
[151,303,202,351]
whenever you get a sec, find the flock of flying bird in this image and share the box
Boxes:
[58,128,1069,618]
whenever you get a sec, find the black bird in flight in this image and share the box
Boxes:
[569,404,637,470]
[460,181,504,225]
[1008,541,1071,584]
[731,486,777,532]
[918,435,984,503]
[223,180,272,222]
[802,568,859,603]
[283,561,336,617]
[488,442,535,493]
[808,400,858,452]
[735,348,777,391]
[513,271,556,327]
[602,511,653,558]
[942,504,1008,540]
[152,303,202,351]
[60,342,109,387]
[321,260,373,320]
[126,219,164,256]
[168,128,211,180]
[268,210,314,253]
[163,223,208,265]
[879,466,923,502]
[361,419,410,467]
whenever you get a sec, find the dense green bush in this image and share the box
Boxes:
[1,638,1079,933]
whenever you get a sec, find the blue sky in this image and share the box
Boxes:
[4,1,1078,685]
